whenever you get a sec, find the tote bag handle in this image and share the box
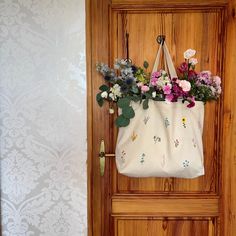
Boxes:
[151,42,177,79]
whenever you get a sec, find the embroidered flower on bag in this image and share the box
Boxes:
[154,136,161,144]
[182,117,187,128]
[143,116,150,125]
[174,139,179,147]
[164,118,170,128]
[192,138,197,148]
[140,153,145,164]
[131,132,138,141]
[183,160,190,168]
[121,150,126,163]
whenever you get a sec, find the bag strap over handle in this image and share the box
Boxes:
[152,37,177,79]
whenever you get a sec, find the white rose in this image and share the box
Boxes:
[111,84,122,97]
[109,93,115,101]
[152,91,157,98]
[189,58,198,65]
[101,91,108,98]
[177,80,191,92]
[184,49,196,59]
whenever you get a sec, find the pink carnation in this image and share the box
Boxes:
[163,84,172,94]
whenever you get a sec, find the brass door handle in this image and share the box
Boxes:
[99,140,115,176]
[99,140,105,176]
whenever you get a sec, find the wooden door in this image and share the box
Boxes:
[86,0,236,235]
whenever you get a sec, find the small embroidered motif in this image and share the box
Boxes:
[164,118,170,128]
[161,155,166,168]
[183,160,190,168]
[121,150,126,163]
[143,116,150,125]
[192,138,197,148]
[182,117,187,128]
[140,153,145,164]
[174,139,179,147]
[131,132,138,141]
[154,136,161,144]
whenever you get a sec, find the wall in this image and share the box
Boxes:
[0,0,87,235]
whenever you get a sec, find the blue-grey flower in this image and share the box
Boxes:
[125,77,134,85]
[121,67,133,78]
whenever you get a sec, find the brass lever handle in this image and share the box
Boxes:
[99,140,105,176]
[99,140,115,176]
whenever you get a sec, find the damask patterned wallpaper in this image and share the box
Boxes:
[0,0,87,235]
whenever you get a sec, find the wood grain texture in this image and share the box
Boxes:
[222,0,236,235]
[86,0,113,235]
[87,0,232,235]
[111,0,227,9]
[112,197,219,216]
[115,219,216,236]
[111,10,223,194]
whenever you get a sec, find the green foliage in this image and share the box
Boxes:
[122,106,135,119]
[143,98,149,109]
[99,84,109,92]
[96,93,104,107]
[115,115,130,127]
[143,61,149,69]
[117,97,131,108]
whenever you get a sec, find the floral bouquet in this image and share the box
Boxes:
[96,49,221,127]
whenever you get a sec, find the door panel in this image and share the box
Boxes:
[87,0,236,235]
[115,218,216,236]
[111,10,223,195]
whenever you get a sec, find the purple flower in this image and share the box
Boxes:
[178,62,188,73]
[187,97,195,108]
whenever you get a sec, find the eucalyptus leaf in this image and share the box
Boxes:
[117,97,131,108]
[96,93,104,107]
[122,106,135,119]
[99,84,109,92]
[143,61,149,69]
[131,96,141,102]
[115,115,130,127]
[131,86,139,94]
[143,98,149,109]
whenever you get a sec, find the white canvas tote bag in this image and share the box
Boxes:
[115,42,205,178]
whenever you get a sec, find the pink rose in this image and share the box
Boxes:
[177,80,191,92]
[141,85,150,92]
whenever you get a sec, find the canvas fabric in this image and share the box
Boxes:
[115,100,205,178]
[115,42,205,178]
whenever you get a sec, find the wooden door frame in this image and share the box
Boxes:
[86,0,236,235]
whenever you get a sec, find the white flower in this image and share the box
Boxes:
[152,91,157,98]
[109,84,122,101]
[189,58,198,65]
[177,80,191,92]
[212,76,221,86]
[109,93,115,101]
[184,49,196,59]
[101,91,108,98]
[109,108,115,114]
